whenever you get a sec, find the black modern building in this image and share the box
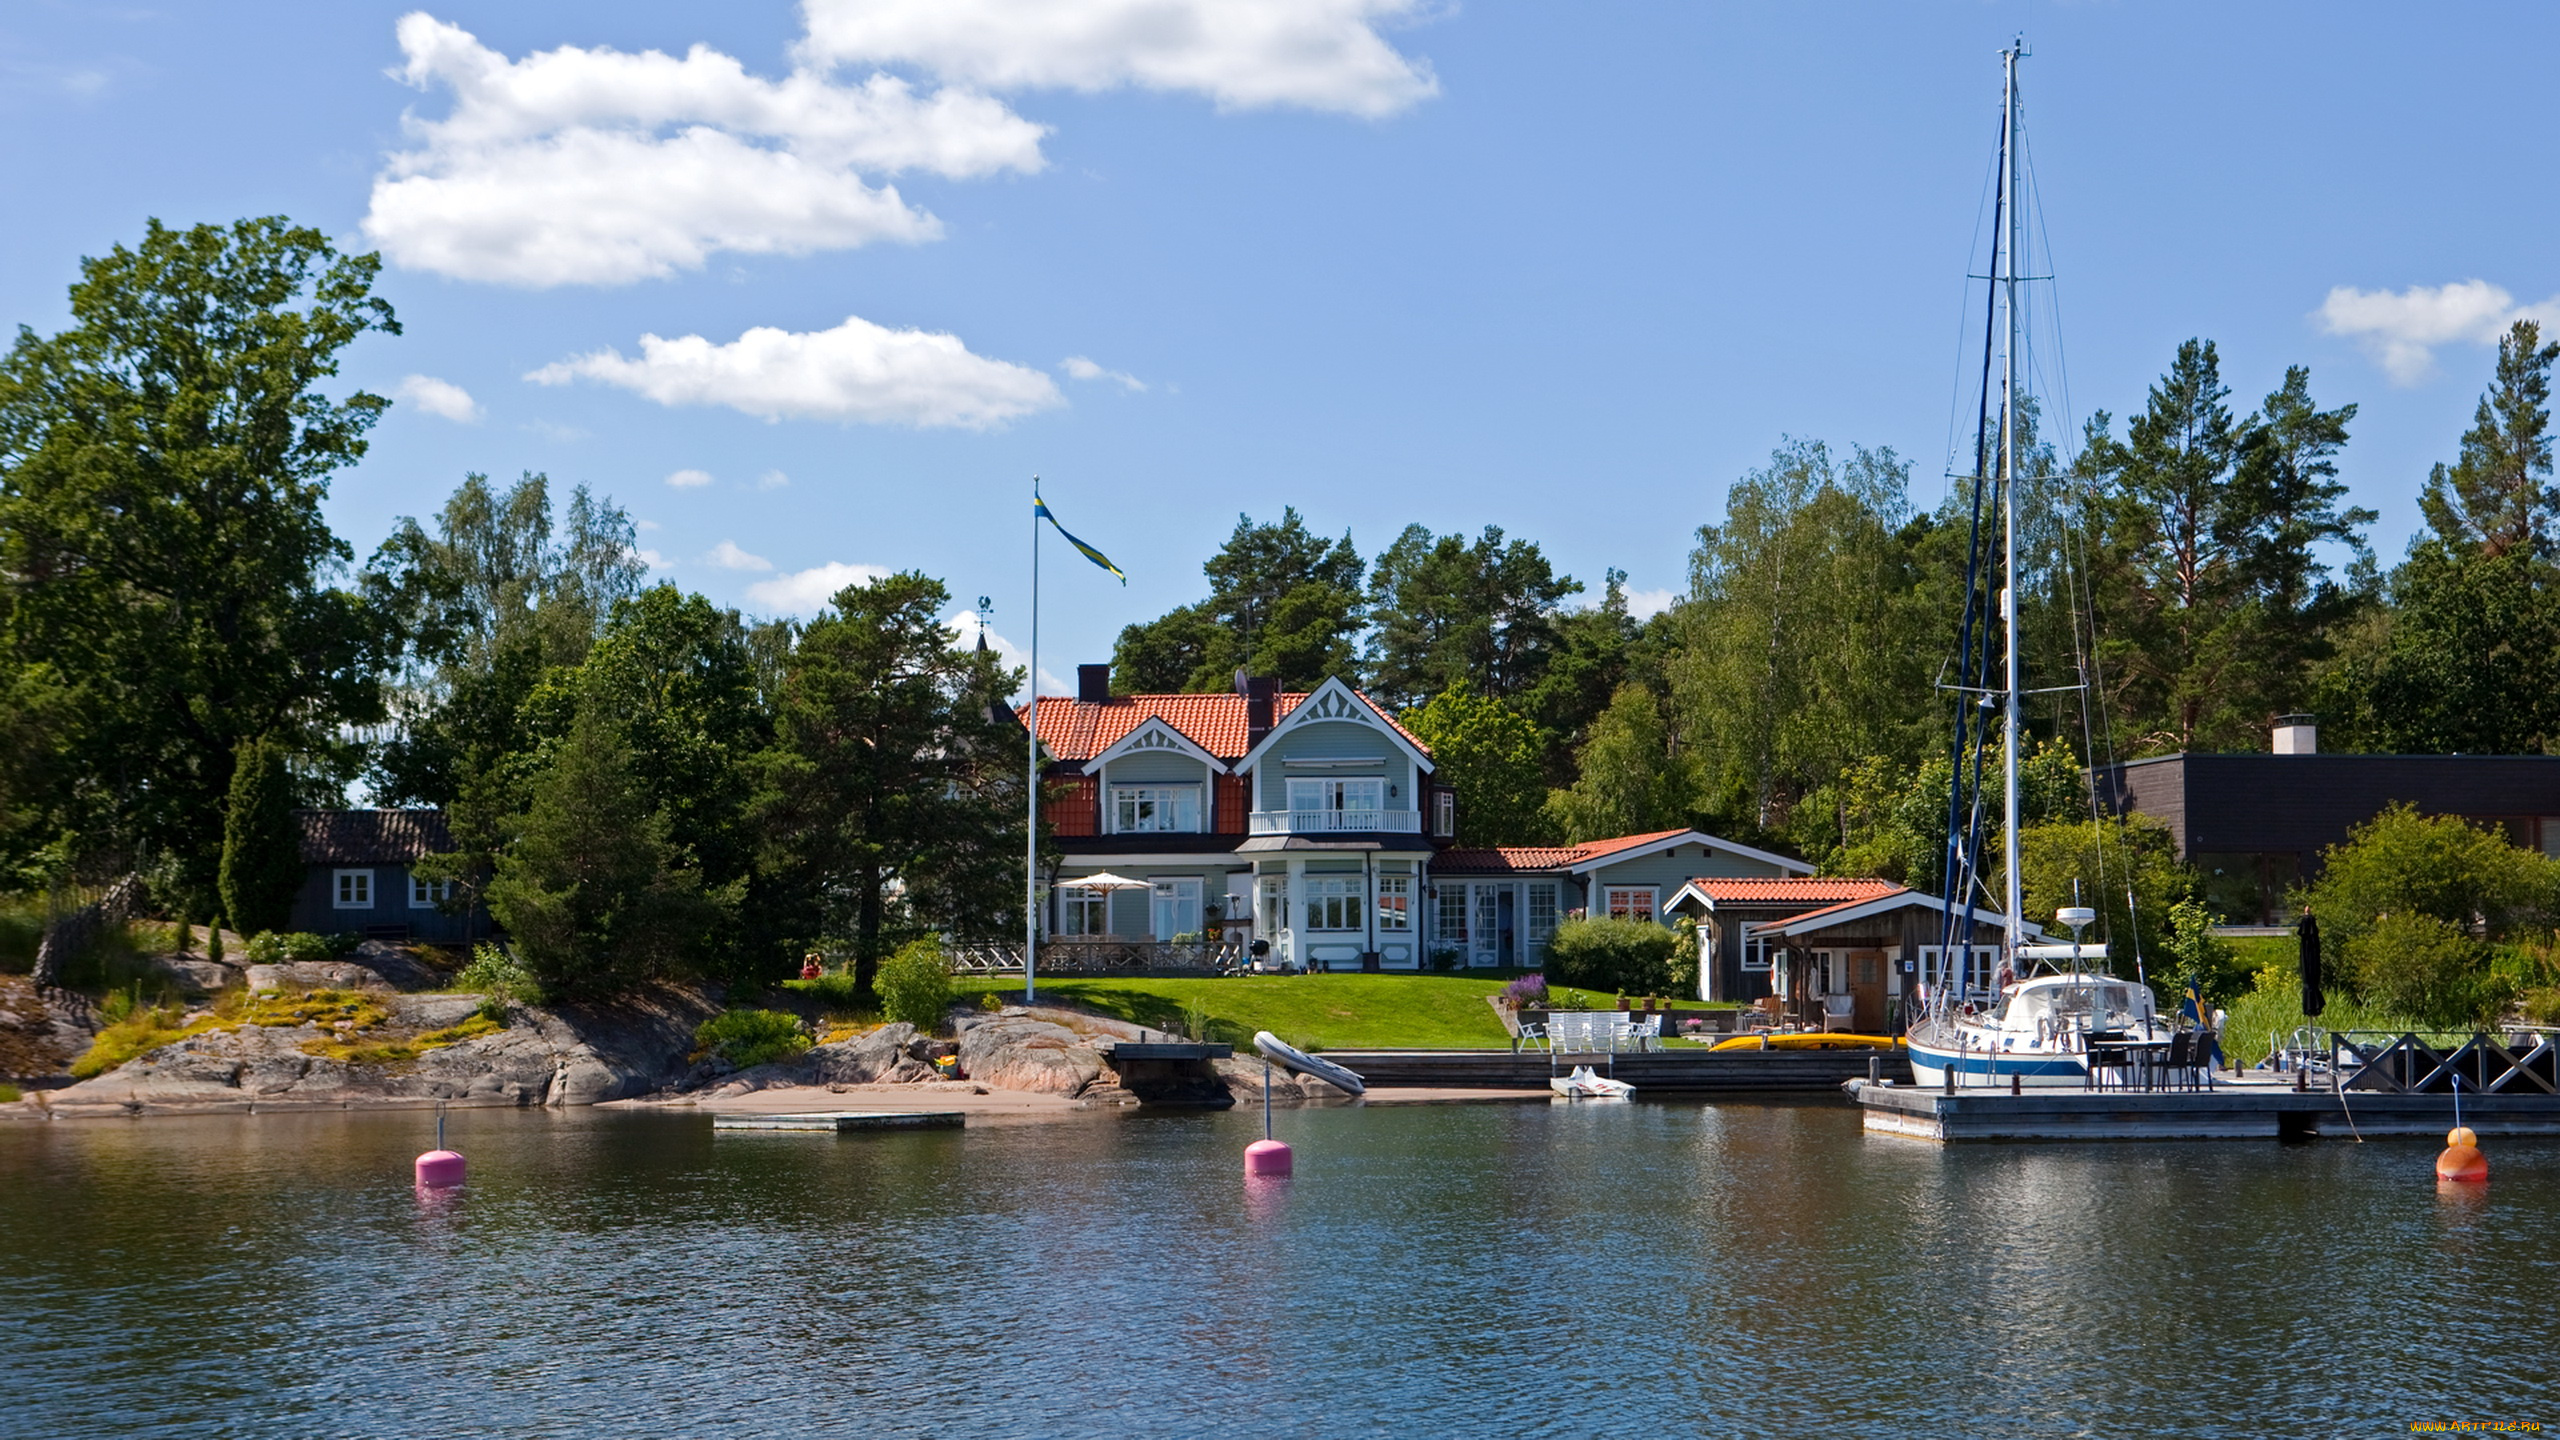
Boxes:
[2096,742,2560,923]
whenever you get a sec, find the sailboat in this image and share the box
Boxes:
[1903,42,2173,1090]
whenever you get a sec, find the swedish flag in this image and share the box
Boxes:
[1036,495,1126,584]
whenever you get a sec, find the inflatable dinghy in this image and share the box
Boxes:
[1252,1031,1366,1096]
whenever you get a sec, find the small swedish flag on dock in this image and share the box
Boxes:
[1035,492,1125,584]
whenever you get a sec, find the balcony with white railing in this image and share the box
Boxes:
[1249,808,1423,835]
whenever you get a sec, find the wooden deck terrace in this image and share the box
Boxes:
[1319,1048,1911,1092]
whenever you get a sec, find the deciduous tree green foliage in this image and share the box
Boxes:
[1111,508,1364,691]
[1544,916,1679,995]
[0,217,400,895]
[758,572,1023,999]
[484,704,731,996]
[1398,682,1549,846]
[1545,683,1694,843]
[1671,439,1936,835]
[217,738,301,935]
[2077,342,2366,753]
[2008,814,2187,977]
[2303,804,2560,1027]
[1362,523,1580,711]
[2161,895,2248,1007]
[877,936,954,1033]
[1797,740,2085,888]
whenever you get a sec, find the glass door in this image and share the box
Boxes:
[1150,877,1202,941]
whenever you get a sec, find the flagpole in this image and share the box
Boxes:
[1025,475,1041,1005]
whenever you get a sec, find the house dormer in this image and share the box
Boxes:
[1084,716,1224,835]
[1234,677,1434,836]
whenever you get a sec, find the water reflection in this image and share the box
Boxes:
[2,1103,2554,1438]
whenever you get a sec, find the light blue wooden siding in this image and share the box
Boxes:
[1102,751,1213,786]
[1583,843,1792,922]
[1057,863,1239,938]
[1254,719,1415,810]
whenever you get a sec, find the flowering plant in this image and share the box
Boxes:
[1500,974,1548,1008]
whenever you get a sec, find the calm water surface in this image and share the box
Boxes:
[0,1099,2552,1438]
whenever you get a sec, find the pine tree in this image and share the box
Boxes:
[2419,319,2560,558]
[218,737,303,936]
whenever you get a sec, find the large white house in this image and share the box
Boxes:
[1023,666,1811,971]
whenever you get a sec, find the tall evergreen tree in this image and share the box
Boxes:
[1111,508,1362,691]
[1363,523,1580,711]
[759,572,1023,998]
[217,737,302,935]
[2419,319,2560,558]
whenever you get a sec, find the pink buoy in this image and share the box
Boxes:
[415,1113,465,1188]
[1244,1138,1293,1176]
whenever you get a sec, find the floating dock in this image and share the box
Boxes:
[1321,1048,1910,1092]
[1850,1079,2560,1142]
[711,1111,965,1133]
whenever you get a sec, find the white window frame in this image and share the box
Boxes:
[1056,884,1109,936]
[1436,885,1468,944]
[1150,877,1204,941]
[1287,777,1384,814]
[1527,883,1559,948]
[1432,790,1455,837]
[409,875,450,909]
[1306,876,1365,931]
[332,869,373,909]
[1602,886,1657,923]
[1376,875,1411,933]
[1111,785,1202,834]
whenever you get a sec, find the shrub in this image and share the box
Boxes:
[206,920,223,965]
[1545,917,1679,995]
[1429,946,1462,972]
[695,1009,811,1069]
[782,970,867,1014]
[878,937,953,1034]
[1500,973,1548,1009]
[2220,967,2433,1068]
[0,1083,19,1104]
[2349,912,2512,1030]
[243,931,337,965]
[455,944,543,1005]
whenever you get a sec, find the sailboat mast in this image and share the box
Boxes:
[1998,41,2026,961]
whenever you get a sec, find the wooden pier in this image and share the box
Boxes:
[712,1111,966,1133]
[1851,1079,2560,1142]
[1321,1048,1911,1093]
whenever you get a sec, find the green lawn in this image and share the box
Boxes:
[950,974,1532,1051]
[950,973,1727,1051]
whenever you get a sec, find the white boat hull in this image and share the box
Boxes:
[1549,1065,1635,1100]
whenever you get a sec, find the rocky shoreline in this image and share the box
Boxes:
[4,943,1353,1121]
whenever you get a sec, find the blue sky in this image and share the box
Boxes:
[4,1,2555,693]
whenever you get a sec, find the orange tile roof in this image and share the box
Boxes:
[1432,846,1585,874]
[1021,689,1429,763]
[1676,877,1904,906]
[1567,828,1695,862]
[1763,887,1926,931]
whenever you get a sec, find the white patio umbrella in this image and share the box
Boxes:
[1059,871,1152,892]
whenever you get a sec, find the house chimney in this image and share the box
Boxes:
[1077,663,1112,704]
[2272,713,2317,755]
[1237,671,1276,747]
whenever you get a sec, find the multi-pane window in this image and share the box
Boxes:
[410,876,451,909]
[1603,886,1656,922]
[1432,790,1455,837]
[1376,876,1411,932]
[1112,786,1201,833]
[1436,886,1469,943]
[1527,883,1558,947]
[1306,877,1364,930]
[1287,778,1383,813]
[333,869,373,909]
[1057,885,1109,936]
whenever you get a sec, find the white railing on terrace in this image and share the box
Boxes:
[1249,809,1422,834]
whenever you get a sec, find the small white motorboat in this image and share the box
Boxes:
[1252,1031,1366,1096]
[1549,1065,1635,1100]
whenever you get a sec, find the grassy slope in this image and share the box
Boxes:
[950,974,1542,1051]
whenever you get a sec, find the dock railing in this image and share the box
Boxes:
[2328,1028,2560,1095]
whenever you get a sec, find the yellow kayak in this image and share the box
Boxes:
[1709,1033,1907,1052]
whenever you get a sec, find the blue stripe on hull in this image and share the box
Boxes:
[1907,1047,2087,1079]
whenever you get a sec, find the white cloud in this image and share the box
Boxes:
[2315,280,2560,385]
[394,373,483,422]
[947,609,1070,699]
[746,560,894,615]
[1061,354,1146,392]
[706,539,773,571]
[1623,587,1677,621]
[665,467,716,488]
[635,547,667,569]
[756,469,791,490]
[529,313,1063,428]
[635,518,662,531]
[363,13,1046,286]
[798,0,1440,117]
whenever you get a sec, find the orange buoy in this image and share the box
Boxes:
[2435,1125,2487,1184]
